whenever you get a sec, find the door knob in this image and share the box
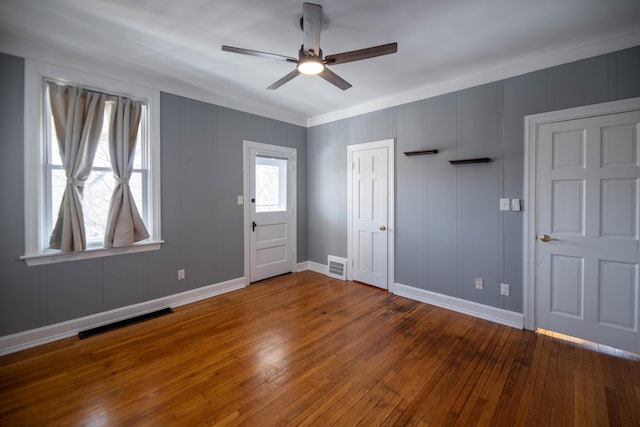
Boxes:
[539,234,558,243]
[379,225,386,231]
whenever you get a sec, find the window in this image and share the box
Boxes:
[255,156,288,212]
[23,60,162,266]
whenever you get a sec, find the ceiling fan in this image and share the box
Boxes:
[221,2,397,90]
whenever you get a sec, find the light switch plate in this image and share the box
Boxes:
[237,195,244,205]
[511,198,521,211]
[500,198,510,211]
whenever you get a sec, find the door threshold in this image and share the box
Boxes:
[536,328,639,360]
[250,271,292,284]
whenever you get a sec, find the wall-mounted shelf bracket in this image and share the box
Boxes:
[449,157,492,165]
[403,149,439,156]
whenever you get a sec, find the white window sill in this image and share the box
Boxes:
[21,241,164,267]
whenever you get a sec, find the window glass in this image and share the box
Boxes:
[255,156,287,212]
[82,167,115,242]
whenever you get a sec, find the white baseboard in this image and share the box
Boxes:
[393,283,524,329]
[306,260,328,275]
[0,277,246,356]
[1,273,525,356]
[306,260,523,329]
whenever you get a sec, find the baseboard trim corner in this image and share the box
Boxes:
[393,283,524,329]
[306,260,328,275]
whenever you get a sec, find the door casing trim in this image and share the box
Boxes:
[523,97,640,331]
[243,140,297,285]
[347,139,395,291]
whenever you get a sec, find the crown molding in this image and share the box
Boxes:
[3,29,639,130]
[307,29,640,127]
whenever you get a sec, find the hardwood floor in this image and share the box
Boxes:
[1,270,639,426]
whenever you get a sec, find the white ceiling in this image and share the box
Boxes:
[1,0,640,126]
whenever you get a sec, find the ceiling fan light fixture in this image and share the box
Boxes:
[297,57,324,75]
[221,3,397,90]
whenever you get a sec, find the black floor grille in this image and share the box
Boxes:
[78,307,173,339]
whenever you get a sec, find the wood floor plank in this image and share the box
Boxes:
[513,328,553,426]
[1,271,639,426]
[487,329,536,425]
[549,339,567,426]
[460,327,519,426]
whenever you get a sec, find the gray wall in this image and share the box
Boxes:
[0,53,307,336]
[307,46,640,314]
[1,45,639,338]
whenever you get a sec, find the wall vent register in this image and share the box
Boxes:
[327,255,348,280]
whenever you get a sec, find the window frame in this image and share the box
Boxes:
[22,59,163,266]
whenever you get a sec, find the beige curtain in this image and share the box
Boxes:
[48,83,106,252]
[104,96,149,248]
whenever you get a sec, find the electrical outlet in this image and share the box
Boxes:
[500,283,510,296]
[475,278,484,290]
[177,269,185,280]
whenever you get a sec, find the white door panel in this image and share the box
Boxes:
[254,212,289,270]
[535,109,640,353]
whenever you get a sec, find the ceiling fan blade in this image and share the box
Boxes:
[302,2,322,55]
[318,68,352,90]
[324,42,398,65]
[222,45,297,63]
[267,69,301,90]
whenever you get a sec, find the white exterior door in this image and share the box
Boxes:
[348,140,394,290]
[244,142,296,283]
[533,108,640,354]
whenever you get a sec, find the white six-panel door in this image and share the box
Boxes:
[348,140,394,290]
[534,109,640,353]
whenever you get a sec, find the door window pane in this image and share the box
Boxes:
[255,156,287,212]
